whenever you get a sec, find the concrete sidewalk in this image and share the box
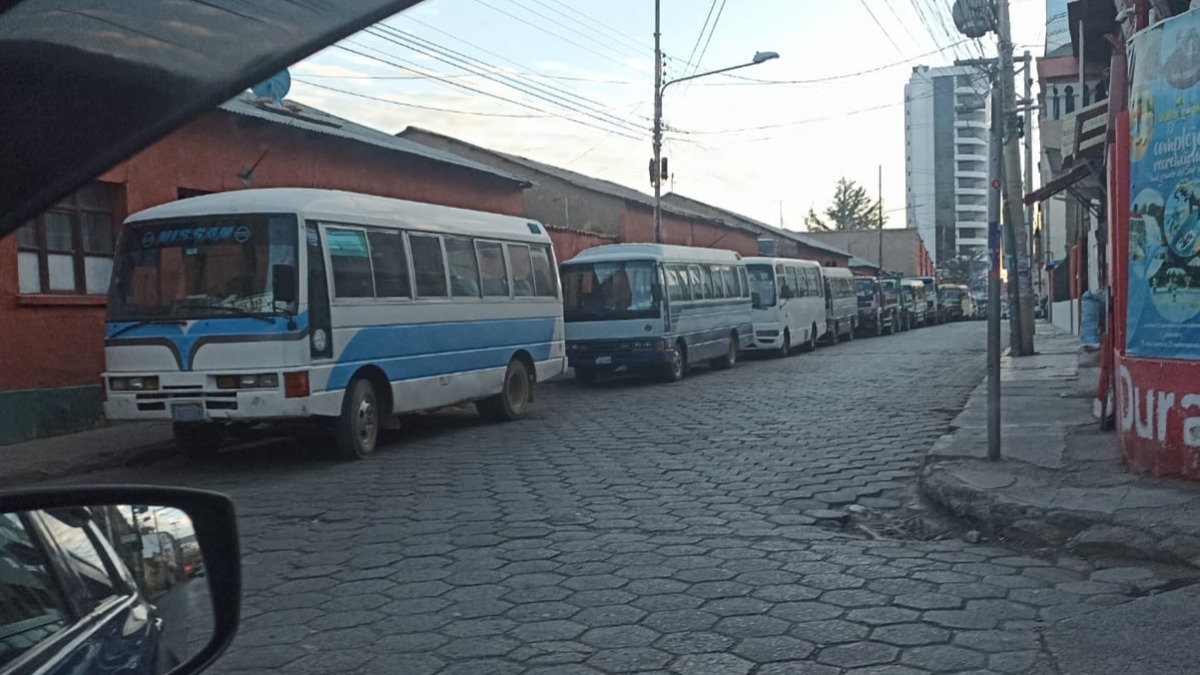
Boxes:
[0,422,175,489]
[919,322,1200,567]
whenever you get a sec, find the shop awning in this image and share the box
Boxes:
[1024,163,1091,205]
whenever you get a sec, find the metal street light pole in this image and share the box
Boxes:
[651,0,777,242]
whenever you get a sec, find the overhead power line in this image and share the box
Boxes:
[470,0,646,74]
[859,0,911,59]
[292,79,551,118]
[365,25,649,136]
[701,39,971,86]
[691,0,729,77]
[334,43,647,142]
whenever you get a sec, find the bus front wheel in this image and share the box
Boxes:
[777,329,791,358]
[335,378,379,460]
[173,422,222,461]
[660,341,687,382]
[478,358,532,422]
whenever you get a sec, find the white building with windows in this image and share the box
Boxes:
[904,65,992,267]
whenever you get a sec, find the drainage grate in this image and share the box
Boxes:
[855,513,950,542]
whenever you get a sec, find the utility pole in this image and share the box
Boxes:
[878,165,884,272]
[652,0,663,244]
[1023,50,1036,302]
[997,0,1035,355]
[987,83,1003,461]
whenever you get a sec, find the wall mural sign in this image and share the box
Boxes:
[1127,9,1200,359]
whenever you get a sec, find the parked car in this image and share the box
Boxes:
[1,507,170,674]
[853,276,898,337]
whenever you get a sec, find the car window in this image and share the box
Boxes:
[0,513,69,669]
[36,511,118,610]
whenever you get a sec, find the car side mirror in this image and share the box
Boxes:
[272,264,297,304]
[0,486,241,675]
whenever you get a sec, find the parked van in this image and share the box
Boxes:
[560,244,752,383]
[853,276,899,337]
[913,276,944,324]
[822,267,858,343]
[900,279,927,329]
[743,257,826,355]
[941,283,977,321]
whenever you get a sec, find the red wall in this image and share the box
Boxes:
[0,111,526,394]
[548,228,617,264]
[619,204,758,256]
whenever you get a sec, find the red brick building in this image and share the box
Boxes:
[0,94,529,444]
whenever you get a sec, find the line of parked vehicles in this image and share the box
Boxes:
[99,189,980,459]
[561,243,978,384]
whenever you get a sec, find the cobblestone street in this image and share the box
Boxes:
[52,322,1159,674]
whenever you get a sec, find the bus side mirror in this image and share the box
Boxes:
[751,292,761,307]
[780,286,793,300]
[651,285,663,303]
[272,264,297,304]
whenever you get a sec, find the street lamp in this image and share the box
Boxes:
[650,36,778,243]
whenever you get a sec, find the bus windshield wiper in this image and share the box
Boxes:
[203,305,278,324]
[107,319,187,339]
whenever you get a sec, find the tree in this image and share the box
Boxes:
[940,248,988,287]
[806,178,887,231]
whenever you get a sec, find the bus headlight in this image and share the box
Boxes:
[109,376,159,392]
[216,373,280,389]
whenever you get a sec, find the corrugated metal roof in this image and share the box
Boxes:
[662,193,854,258]
[399,127,749,231]
[218,94,529,187]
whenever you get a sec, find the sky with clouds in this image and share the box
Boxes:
[286,0,1050,231]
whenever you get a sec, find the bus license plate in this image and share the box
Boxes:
[171,403,206,422]
[595,356,613,365]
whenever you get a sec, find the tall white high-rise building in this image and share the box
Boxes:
[904,65,991,267]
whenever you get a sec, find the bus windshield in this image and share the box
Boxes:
[854,278,876,298]
[107,215,299,322]
[561,260,660,322]
[747,264,775,308]
[944,289,964,303]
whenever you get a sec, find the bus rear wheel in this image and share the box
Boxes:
[711,332,738,370]
[829,321,839,345]
[173,422,223,461]
[335,377,379,460]
[478,358,532,422]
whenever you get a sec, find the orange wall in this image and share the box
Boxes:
[0,111,526,393]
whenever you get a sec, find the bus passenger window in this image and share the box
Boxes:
[665,267,684,301]
[326,228,374,298]
[409,234,448,298]
[529,246,557,297]
[698,266,715,299]
[673,265,692,300]
[720,266,737,298]
[787,268,802,297]
[688,265,706,299]
[507,244,536,297]
[367,230,411,298]
[739,266,750,298]
[444,236,480,298]
[475,241,510,297]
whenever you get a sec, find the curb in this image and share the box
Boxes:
[0,439,177,489]
[918,460,1200,569]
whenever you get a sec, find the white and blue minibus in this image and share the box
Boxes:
[559,244,752,383]
[103,188,566,459]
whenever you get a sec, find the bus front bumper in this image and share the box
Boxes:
[103,370,324,422]
[745,324,783,350]
[566,340,671,371]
